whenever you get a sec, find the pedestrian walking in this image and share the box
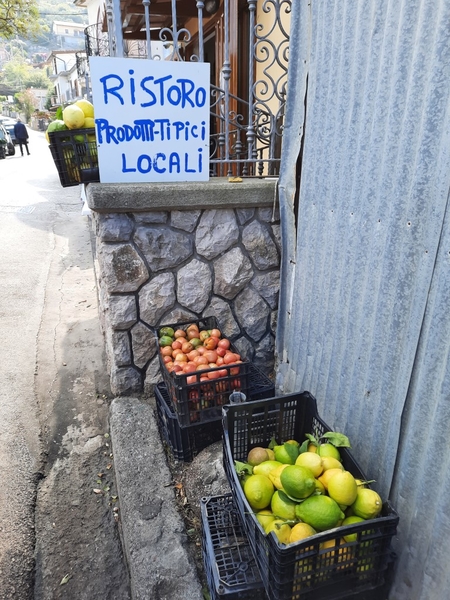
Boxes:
[14,118,30,156]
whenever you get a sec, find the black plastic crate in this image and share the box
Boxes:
[48,128,99,187]
[201,494,268,600]
[154,364,274,462]
[222,392,399,600]
[155,316,252,427]
[155,381,223,462]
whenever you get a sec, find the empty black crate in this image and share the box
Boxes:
[222,392,399,600]
[201,494,268,600]
[155,316,251,427]
[48,128,99,187]
[154,363,274,462]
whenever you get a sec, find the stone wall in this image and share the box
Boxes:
[86,179,280,395]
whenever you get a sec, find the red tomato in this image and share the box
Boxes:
[181,341,194,354]
[165,361,174,372]
[171,340,183,350]
[174,353,187,363]
[172,348,183,359]
[196,364,210,371]
[216,356,224,366]
[204,350,218,363]
[187,328,200,340]
[172,363,184,373]
[217,369,228,378]
[197,346,206,355]
[217,338,231,350]
[163,355,172,364]
[216,347,226,357]
[161,346,173,357]
[203,336,218,350]
[187,349,199,361]
[199,330,210,341]
[183,362,197,373]
[210,328,221,338]
[194,356,208,365]
[224,352,238,364]
[186,375,198,385]
[174,329,187,338]
[207,369,221,380]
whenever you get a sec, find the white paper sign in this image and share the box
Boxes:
[89,57,210,183]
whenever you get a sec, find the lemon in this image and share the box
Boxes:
[63,104,85,129]
[341,516,365,542]
[253,460,283,478]
[280,465,316,500]
[271,490,297,520]
[317,443,341,461]
[274,443,299,464]
[351,488,382,519]
[265,519,291,544]
[75,99,95,118]
[247,447,271,466]
[307,443,318,453]
[243,474,274,510]
[317,468,343,490]
[321,457,344,472]
[295,495,345,531]
[327,471,358,506]
[295,452,323,477]
[255,509,275,530]
[314,479,326,494]
[268,464,289,489]
[289,522,316,544]
[83,117,95,129]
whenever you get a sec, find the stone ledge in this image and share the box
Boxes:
[86,177,278,213]
[110,396,203,600]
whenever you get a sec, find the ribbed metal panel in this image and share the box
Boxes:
[277,1,450,598]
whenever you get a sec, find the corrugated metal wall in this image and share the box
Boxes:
[276,1,450,598]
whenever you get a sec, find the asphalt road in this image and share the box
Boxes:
[0,128,129,599]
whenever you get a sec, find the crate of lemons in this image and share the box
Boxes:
[235,432,382,550]
[46,100,97,183]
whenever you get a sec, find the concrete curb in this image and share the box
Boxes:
[109,396,203,600]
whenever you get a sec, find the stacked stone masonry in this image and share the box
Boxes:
[91,203,280,396]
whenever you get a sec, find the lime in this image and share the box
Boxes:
[295,495,345,531]
[244,474,274,510]
[341,516,365,542]
[317,443,341,461]
[280,465,316,500]
[274,443,299,464]
[327,471,358,506]
[295,451,323,477]
[271,490,297,520]
[351,488,382,519]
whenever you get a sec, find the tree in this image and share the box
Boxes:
[15,89,36,122]
[0,0,42,40]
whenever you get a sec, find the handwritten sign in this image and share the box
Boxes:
[89,57,210,183]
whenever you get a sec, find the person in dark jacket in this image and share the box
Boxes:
[13,119,30,156]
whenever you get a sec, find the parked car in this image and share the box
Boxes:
[0,123,15,157]
[2,120,18,145]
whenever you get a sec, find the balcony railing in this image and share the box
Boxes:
[84,0,291,177]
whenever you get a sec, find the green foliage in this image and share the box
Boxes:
[0,0,42,40]
[2,58,51,91]
[15,89,37,121]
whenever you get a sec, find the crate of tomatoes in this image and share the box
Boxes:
[155,316,251,426]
